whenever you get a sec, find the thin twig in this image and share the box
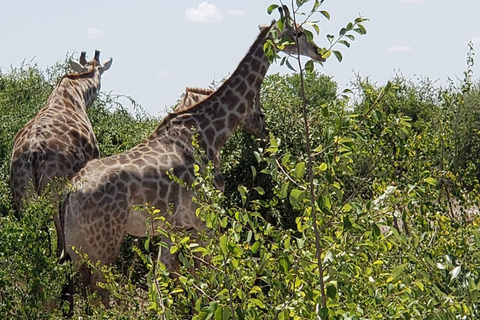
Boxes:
[290,1,327,312]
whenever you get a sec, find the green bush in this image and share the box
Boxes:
[1,2,480,319]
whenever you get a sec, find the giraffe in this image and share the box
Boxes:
[175,86,263,191]
[9,50,113,215]
[176,87,214,111]
[59,6,324,306]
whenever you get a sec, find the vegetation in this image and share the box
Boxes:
[1,1,480,319]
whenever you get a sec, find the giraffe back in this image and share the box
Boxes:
[9,51,112,213]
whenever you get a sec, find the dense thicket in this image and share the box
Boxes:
[1,52,480,318]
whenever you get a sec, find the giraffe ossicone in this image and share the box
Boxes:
[60,5,323,306]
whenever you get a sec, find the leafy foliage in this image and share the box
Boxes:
[1,1,480,319]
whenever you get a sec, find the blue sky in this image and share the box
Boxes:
[1,0,479,116]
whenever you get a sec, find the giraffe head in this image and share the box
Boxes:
[69,50,113,75]
[264,5,325,62]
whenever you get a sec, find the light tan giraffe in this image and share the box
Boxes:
[9,50,113,215]
[59,6,324,306]
[176,87,214,110]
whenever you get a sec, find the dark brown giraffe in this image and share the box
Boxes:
[9,50,112,215]
[60,6,324,306]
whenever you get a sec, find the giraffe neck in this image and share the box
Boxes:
[156,22,274,162]
[51,70,101,110]
[205,23,273,154]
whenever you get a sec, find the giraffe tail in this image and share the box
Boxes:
[29,149,47,195]
[56,195,71,263]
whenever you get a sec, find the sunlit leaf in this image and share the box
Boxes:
[450,265,462,281]
[219,234,228,255]
[251,241,261,253]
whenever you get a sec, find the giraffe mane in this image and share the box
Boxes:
[185,87,215,96]
[64,59,101,78]
[151,20,275,138]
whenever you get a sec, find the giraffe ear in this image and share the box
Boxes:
[281,5,291,19]
[100,58,113,73]
[258,24,270,30]
[69,60,88,73]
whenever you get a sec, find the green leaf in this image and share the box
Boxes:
[266,137,278,153]
[170,245,179,254]
[219,234,228,255]
[282,153,291,167]
[303,29,314,43]
[372,223,381,238]
[326,284,336,299]
[248,298,265,308]
[251,166,257,178]
[304,59,314,73]
[294,162,306,178]
[267,4,279,14]
[390,263,408,278]
[144,238,150,251]
[333,50,343,62]
[251,241,261,253]
[289,189,305,207]
[278,16,284,31]
[254,186,265,195]
[424,177,437,185]
[253,151,261,163]
[280,182,289,199]
[284,235,291,250]
[279,256,291,273]
[354,24,367,35]
[374,290,383,304]
[345,34,355,41]
[343,215,352,230]
[319,162,327,171]
[238,185,247,206]
[320,10,330,20]
[285,58,296,71]
[339,40,350,48]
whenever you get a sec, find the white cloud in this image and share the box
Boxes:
[186,2,223,23]
[227,9,245,17]
[388,45,412,53]
[87,27,109,39]
[471,36,480,45]
[158,70,171,78]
